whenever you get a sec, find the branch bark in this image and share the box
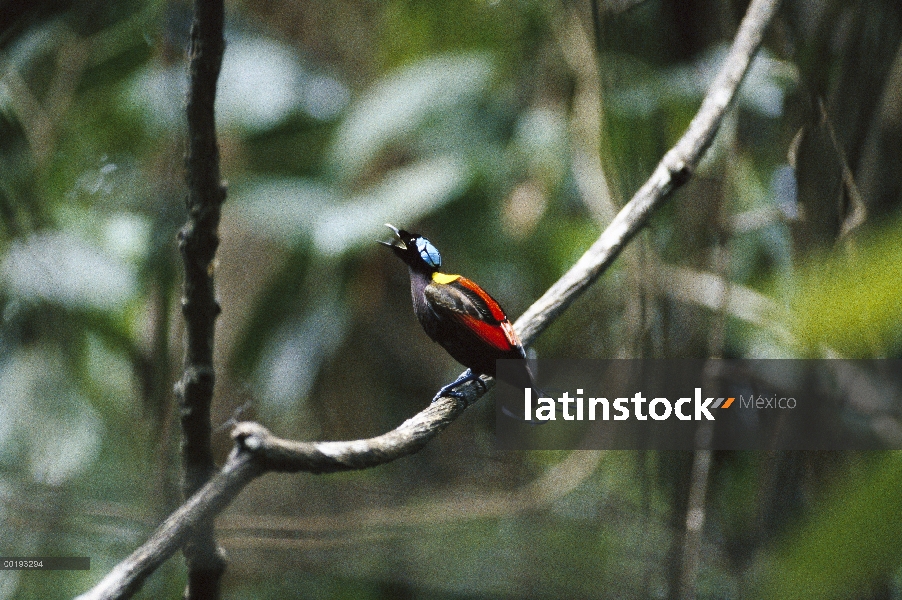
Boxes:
[176,0,227,597]
[75,0,781,597]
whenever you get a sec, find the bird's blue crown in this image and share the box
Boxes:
[416,237,441,269]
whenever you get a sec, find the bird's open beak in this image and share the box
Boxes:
[378,223,405,249]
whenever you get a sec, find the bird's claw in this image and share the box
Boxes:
[431,369,487,404]
[431,389,466,404]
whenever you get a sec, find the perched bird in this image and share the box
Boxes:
[380,224,534,403]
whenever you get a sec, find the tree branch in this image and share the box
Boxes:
[74,397,474,600]
[515,0,781,347]
[176,0,227,597]
[75,0,780,597]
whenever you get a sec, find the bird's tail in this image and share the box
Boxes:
[497,357,557,425]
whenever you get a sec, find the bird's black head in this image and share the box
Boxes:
[379,223,442,273]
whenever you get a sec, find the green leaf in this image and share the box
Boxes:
[1,231,137,310]
[329,52,493,180]
[232,154,470,255]
[0,348,103,485]
[756,454,902,599]
[789,219,902,356]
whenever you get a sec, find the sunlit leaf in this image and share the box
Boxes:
[127,36,350,133]
[511,106,570,189]
[232,154,469,255]
[756,454,902,599]
[330,52,493,179]
[256,303,348,420]
[124,64,184,132]
[1,231,137,310]
[312,155,469,255]
[217,37,349,130]
[789,219,902,356]
[609,47,794,119]
[102,212,151,263]
[0,349,103,486]
[229,178,342,243]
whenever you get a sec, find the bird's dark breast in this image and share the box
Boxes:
[426,314,523,376]
[409,271,437,333]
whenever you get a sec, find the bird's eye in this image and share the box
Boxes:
[416,238,441,268]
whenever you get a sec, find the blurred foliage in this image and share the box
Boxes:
[758,453,902,600]
[0,0,901,598]
[790,217,902,357]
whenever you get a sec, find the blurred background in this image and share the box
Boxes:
[1,0,901,597]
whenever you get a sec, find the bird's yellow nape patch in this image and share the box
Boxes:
[431,272,461,284]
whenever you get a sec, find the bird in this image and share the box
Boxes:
[380,223,535,404]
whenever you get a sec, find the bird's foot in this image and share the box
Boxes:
[431,369,487,404]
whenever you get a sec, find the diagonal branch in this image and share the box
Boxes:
[74,0,781,598]
[515,0,781,347]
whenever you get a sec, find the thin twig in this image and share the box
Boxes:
[176,0,227,597]
[678,211,732,598]
[74,0,780,597]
